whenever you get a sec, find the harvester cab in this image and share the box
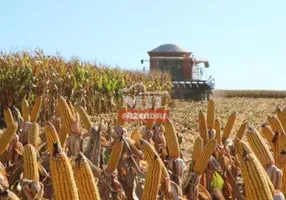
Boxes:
[146,44,215,101]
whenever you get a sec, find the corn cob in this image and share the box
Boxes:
[30,96,42,122]
[45,122,61,154]
[0,186,20,200]
[3,107,14,127]
[22,99,31,122]
[240,151,273,200]
[199,110,208,144]
[192,136,203,167]
[163,118,180,158]
[73,153,100,200]
[130,128,141,149]
[234,122,248,141]
[268,115,284,134]
[214,119,222,146]
[141,155,162,200]
[276,106,286,132]
[222,112,236,141]
[28,122,41,149]
[139,139,170,183]
[23,144,39,181]
[207,99,215,130]
[246,127,275,167]
[106,138,124,173]
[235,140,254,161]
[0,122,18,156]
[58,96,76,135]
[50,143,79,200]
[76,106,92,131]
[193,139,217,175]
[146,120,154,130]
[58,123,68,147]
[261,123,275,148]
[67,101,76,117]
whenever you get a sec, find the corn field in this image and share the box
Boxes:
[0,94,286,199]
[0,50,172,123]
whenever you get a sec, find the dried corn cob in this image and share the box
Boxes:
[261,123,275,148]
[58,123,68,147]
[30,96,42,122]
[268,115,284,134]
[3,107,14,127]
[141,155,162,200]
[276,107,286,132]
[130,129,141,149]
[192,136,203,167]
[214,119,222,146]
[199,110,208,143]
[163,118,180,158]
[207,99,215,130]
[58,96,76,135]
[193,139,217,175]
[67,101,76,118]
[234,122,248,141]
[76,106,93,131]
[23,144,39,181]
[139,139,170,183]
[0,122,18,156]
[28,122,41,149]
[50,143,79,200]
[106,138,124,173]
[235,140,254,162]
[246,127,275,167]
[240,151,273,200]
[22,99,31,122]
[45,122,61,154]
[73,153,100,200]
[222,112,236,141]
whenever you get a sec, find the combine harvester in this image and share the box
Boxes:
[142,44,215,101]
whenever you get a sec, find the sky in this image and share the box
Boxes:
[1,0,286,90]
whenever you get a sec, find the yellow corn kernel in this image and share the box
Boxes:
[30,96,43,122]
[214,119,222,146]
[141,155,162,200]
[45,122,61,154]
[0,122,18,156]
[73,153,100,200]
[193,139,217,175]
[76,106,93,131]
[246,128,275,167]
[3,107,14,127]
[162,118,180,158]
[50,143,79,200]
[23,144,39,181]
[58,96,76,135]
[240,152,273,200]
[28,122,41,149]
[235,140,254,162]
[222,112,236,141]
[199,110,208,143]
[22,99,31,122]
[106,138,124,173]
[192,136,203,167]
[207,99,215,130]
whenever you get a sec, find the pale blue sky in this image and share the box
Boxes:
[1,1,286,90]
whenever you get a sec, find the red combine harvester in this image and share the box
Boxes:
[142,44,215,101]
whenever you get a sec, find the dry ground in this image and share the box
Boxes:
[167,97,286,160]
